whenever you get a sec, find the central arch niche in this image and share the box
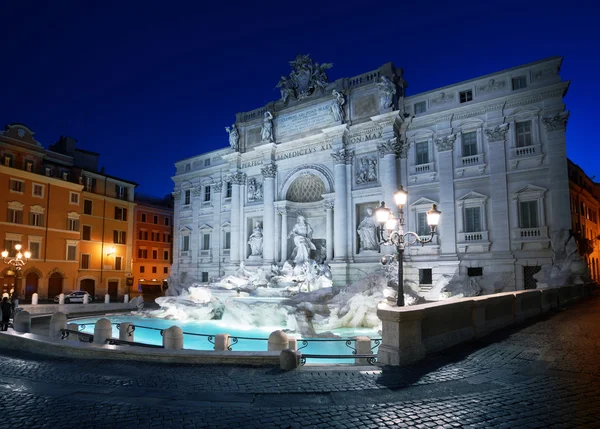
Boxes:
[286,174,325,203]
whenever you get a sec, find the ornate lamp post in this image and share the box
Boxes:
[1,243,31,300]
[375,187,441,307]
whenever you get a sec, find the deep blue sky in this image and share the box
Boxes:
[2,0,597,197]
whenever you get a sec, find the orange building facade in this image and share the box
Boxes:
[0,123,137,301]
[568,159,600,282]
[131,197,173,301]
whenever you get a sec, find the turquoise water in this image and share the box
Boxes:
[74,314,380,364]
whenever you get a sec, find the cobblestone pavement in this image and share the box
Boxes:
[1,294,599,428]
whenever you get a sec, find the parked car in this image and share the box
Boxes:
[54,291,94,304]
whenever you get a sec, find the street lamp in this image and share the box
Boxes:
[1,243,31,301]
[375,187,441,307]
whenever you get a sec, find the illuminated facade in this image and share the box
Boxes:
[171,56,572,294]
[0,124,136,300]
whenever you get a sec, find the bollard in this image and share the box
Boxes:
[268,330,289,352]
[31,293,39,305]
[49,312,67,339]
[214,333,231,351]
[59,293,65,305]
[13,311,31,333]
[163,326,184,349]
[83,294,89,304]
[119,322,135,342]
[104,294,110,304]
[124,294,129,304]
[355,336,372,365]
[288,337,298,351]
[280,349,300,371]
[93,318,112,344]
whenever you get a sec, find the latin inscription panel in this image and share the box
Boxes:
[275,102,334,138]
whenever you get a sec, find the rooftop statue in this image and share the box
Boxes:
[277,54,333,103]
[225,124,239,151]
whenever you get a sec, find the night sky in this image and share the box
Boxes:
[2,0,597,197]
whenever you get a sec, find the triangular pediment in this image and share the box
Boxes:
[179,226,192,232]
[198,223,213,231]
[410,197,438,207]
[457,191,488,201]
[511,184,547,196]
[221,221,231,229]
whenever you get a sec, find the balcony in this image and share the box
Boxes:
[457,231,490,253]
[509,144,544,169]
[410,162,435,175]
[408,162,437,184]
[511,226,550,250]
[456,154,487,177]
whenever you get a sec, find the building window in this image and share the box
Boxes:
[152,250,158,259]
[519,201,539,228]
[9,179,24,193]
[3,154,13,167]
[116,185,127,200]
[4,240,19,257]
[81,254,90,269]
[225,182,232,199]
[152,266,157,274]
[113,230,126,244]
[62,171,70,181]
[83,176,95,192]
[115,256,122,271]
[204,159,211,166]
[153,215,158,224]
[416,212,429,236]
[164,233,170,243]
[184,163,191,172]
[414,101,426,115]
[30,212,43,227]
[462,131,478,157]
[83,199,93,215]
[224,231,231,249]
[415,141,429,165]
[182,235,190,252]
[163,267,168,274]
[140,266,145,273]
[32,183,44,198]
[29,242,41,260]
[139,230,148,240]
[70,192,80,205]
[201,272,209,282]
[141,213,147,222]
[419,268,433,285]
[8,207,23,224]
[163,250,169,260]
[24,161,34,172]
[468,267,483,277]
[115,207,128,221]
[82,225,92,241]
[464,207,482,232]
[459,90,473,103]
[68,218,79,231]
[138,248,148,258]
[204,186,211,202]
[184,190,191,205]
[44,166,52,177]
[67,245,77,261]
[512,76,527,90]
[202,233,211,250]
[164,217,170,226]
[516,121,532,147]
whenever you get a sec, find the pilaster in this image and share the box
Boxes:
[435,134,457,256]
[261,163,277,264]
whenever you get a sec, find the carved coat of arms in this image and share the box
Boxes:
[277,54,333,103]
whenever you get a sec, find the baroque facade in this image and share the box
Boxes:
[172,55,571,293]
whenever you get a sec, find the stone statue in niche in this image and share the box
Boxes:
[225,124,239,151]
[356,157,378,184]
[377,76,396,110]
[248,221,263,257]
[330,90,345,122]
[247,178,263,202]
[357,207,379,252]
[261,111,274,142]
[288,216,316,265]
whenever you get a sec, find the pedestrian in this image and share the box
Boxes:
[1,297,12,331]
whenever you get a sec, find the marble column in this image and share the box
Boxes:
[325,202,334,261]
[212,181,223,274]
[229,172,245,263]
[278,208,288,263]
[261,163,277,264]
[542,112,571,232]
[377,138,401,214]
[345,151,354,260]
[485,124,511,252]
[435,135,457,255]
[332,149,348,261]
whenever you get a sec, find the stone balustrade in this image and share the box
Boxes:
[377,283,596,366]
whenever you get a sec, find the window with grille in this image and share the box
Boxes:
[516,121,532,147]
[464,207,482,232]
[415,142,429,165]
[462,132,478,156]
[459,90,473,103]
[523,266,541,289]
[468,267,483,277]
[419,269,433,285]
[519,201,539,228]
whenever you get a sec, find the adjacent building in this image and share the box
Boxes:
[171,55,572,294]
[568,159,600,282]
[0,124,137,300]
[132,195,174,300]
